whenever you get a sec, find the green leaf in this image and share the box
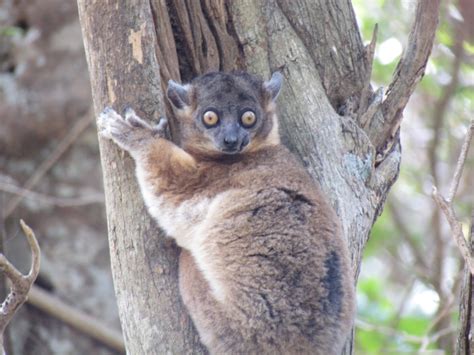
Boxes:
[464,40,474,55]
[398,316,430,336]
[0,26,25,37]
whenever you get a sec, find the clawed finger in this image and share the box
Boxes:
[124,107,150,129]
[154,117,168,132]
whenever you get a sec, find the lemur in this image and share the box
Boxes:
[98,71,355,355]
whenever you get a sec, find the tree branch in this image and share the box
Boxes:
[27,285,125,353]
[3,112,93,218]
[371,0,440,151]
[358,23,378,120]
[388,200,429,274]
[432,119,474,274]
[447,119,474,203]
[428,22,465,185]
[0,181,104,208]
[456,209,474,354]
[0,220,40,354]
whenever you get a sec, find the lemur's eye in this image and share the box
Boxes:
[240,111,256,128]
[202,111,219,127]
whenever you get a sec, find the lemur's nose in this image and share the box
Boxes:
[224,135,238,148]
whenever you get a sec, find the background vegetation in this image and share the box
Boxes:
[354,0,473,353]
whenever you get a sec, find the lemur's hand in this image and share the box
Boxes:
[98,107,167,153]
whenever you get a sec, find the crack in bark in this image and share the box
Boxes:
[165,0,197,82]
[276,0,368,113]
[223,1,246,70]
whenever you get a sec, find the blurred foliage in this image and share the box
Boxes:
[0,26,25,37]
[353,0,473,353]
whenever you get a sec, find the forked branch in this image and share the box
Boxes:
[372,0,440,151]
[0,220,41,354]
[432,119,474,274]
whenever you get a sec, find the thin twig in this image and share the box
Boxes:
[0,220,40,354]
[357,318,456,350]
[3,112,93,218]
[447,119,474,203]
[428,25,465,185]
[425,295,456,335]
[355,318,424,343]
[388,200,429,273]
[432,118,474,275]
[360,86,383,129]
[455,209,474,354]
[419,326,457,351]
[27,285,125,353]
[426,32,465,316]
[379,277,416,350]
[358,23,378,121]
[0,181,104,207]
[432,189,474,275]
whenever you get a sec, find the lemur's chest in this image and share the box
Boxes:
[160,196,211,240]
[141,184,212,240]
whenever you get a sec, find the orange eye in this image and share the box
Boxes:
[202,111,219,127]
[240,111,256,128]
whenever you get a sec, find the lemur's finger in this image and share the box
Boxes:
[102,106,115,115]
[123,105,134,115]
[124,107,152,129]
[153,117,168,134]
[101,107,123,120]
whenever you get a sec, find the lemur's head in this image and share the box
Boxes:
[166,71,282,159]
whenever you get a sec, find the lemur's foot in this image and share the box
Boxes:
[98,107,167,152]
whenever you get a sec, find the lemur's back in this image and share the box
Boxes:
[99,71,355,354]
[179,146,354,354]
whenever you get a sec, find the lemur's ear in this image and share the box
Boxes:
[167,80,191,109]
[263,71,283,101]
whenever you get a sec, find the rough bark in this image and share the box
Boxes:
[77,1,204,353]
[456,211,474,355]
[77,0,439,354]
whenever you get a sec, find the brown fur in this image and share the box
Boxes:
[98,72,355,354]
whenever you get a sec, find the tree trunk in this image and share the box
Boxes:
[457,211,474,354]
[76,1,204,353]
[77,0,439,353]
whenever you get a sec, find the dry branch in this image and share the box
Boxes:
[27,285,125,353]
[388,200,429,274]
[0,220,40,354]
[3,112,93,218]
[447,119,474,203]
[0,181,103,208]
[358,24,378,119]
[456,210,474,354]
[432,188,474,275]
[432,119,474,274]
[372,0,440,150]
[428,25,465,184]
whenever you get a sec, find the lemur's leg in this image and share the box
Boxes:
[179,250,245,353]
[98,107,167,157]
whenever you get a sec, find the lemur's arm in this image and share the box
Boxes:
[98,107,206,249]
[98,107,196,172]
